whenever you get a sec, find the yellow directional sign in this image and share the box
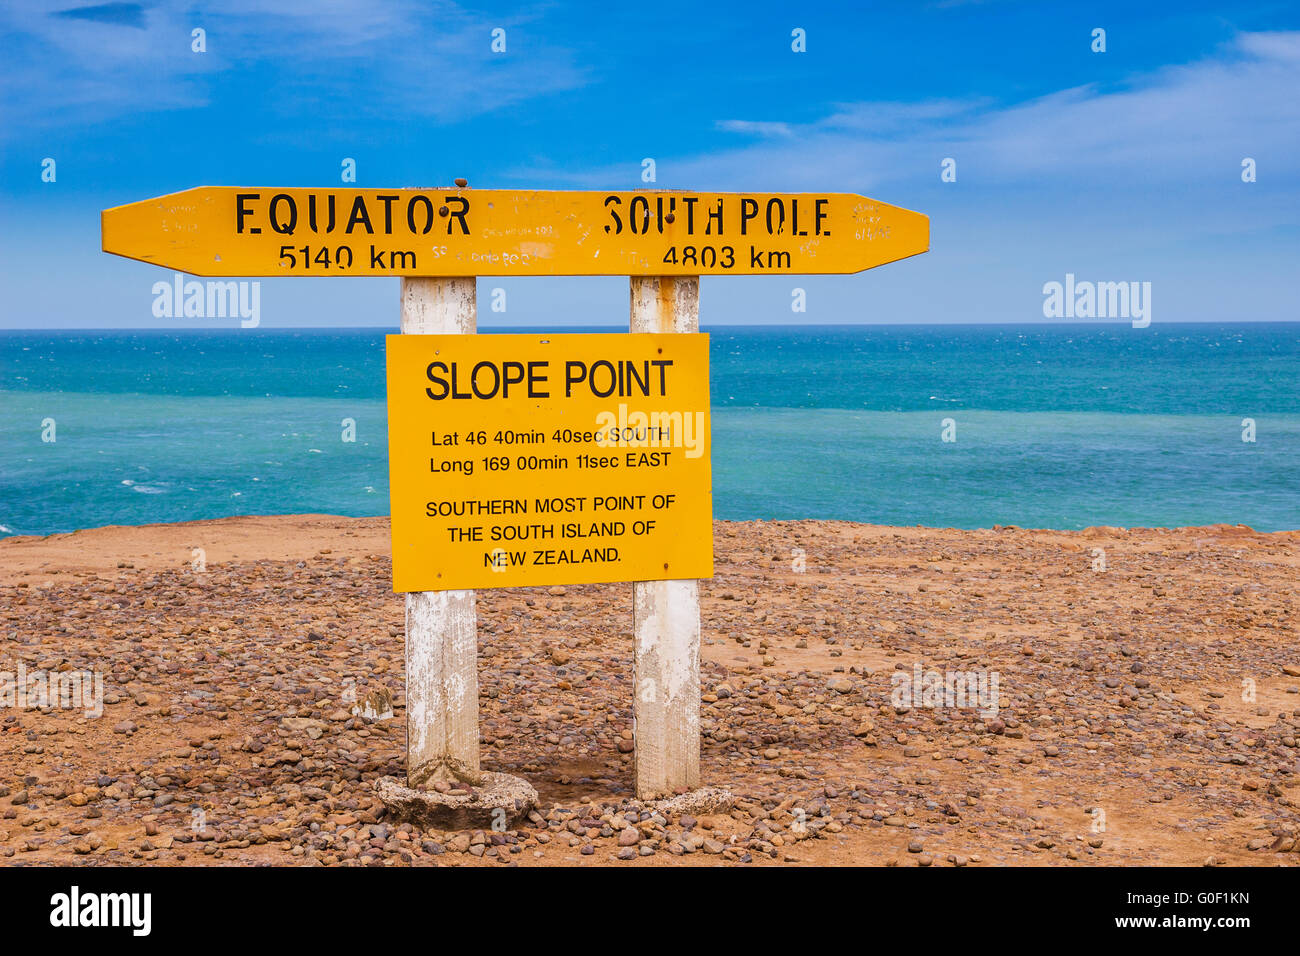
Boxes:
[102,187,928,277]
[386,332,713,592]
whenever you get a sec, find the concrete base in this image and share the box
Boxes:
[646,787,736,817]
[376,773,538,831]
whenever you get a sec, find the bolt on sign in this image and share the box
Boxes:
[386,332,712,592]
[101,187,929,276]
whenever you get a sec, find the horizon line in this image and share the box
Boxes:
[4,319,1299,332]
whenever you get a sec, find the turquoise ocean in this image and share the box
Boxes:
[2,324,1297,537]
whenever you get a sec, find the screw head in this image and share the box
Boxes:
[664,212,675,224]
[438,205,449,216]
[454,178,468,188]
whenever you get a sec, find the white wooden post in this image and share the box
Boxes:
[630,276,702,799]
[400,276,482,789]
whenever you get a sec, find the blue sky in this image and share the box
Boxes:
[2,0,1298,327]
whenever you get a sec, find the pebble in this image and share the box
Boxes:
[2,519,1294,870]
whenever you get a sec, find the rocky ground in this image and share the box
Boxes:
[1,515,1298,866]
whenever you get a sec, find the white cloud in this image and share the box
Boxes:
[0,0,588,128]
[521,31,1300,192]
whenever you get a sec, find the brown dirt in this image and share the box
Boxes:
[1,515,1298,866]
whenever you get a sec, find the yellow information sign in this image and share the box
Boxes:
[386,333,713,592]
[102,187,928,277]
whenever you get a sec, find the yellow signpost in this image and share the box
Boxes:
[101,186,929,276]
[386,332,713,592]
[101,180,929,811]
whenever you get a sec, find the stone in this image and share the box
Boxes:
[648,788,735,817]
[375,773,537,831]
